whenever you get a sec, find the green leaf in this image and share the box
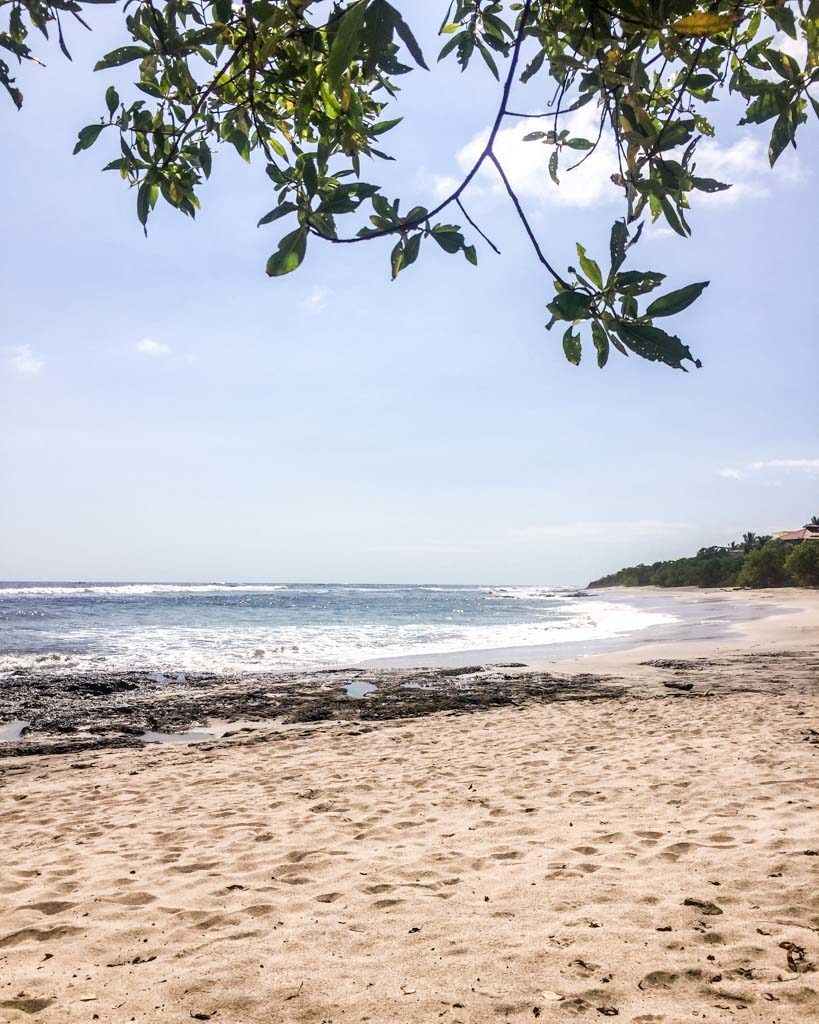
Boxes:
[72,123,104,155]
[765,48,800,81]
[691,176,731,193]
[372,117,403,135]
[266,228,308,277]
[741,87,788,125]
[228,129,250,163]
[105,86,119,116]
[403,232,422,268]
[257,202,297,227]
[390,239,404,279]
[614,321,700,370]
[431,229,464,254]
[136,180,157,229]
[768,108,796,166]
[214,0,231,22]
[521,49,545,83]
[548,150,559,185]
[646,281,709,318]
[476,38,500,79]
[615,270,666,295]
[591,321,609,368]
[94,46,150,71]
[547,289,592,322]
[576,244,603,288]
[768,4,797,38]
[659,197,688,237]
[327,1,368,89]
[464,244,477,266]
[387,2,428,70]
[562,327,581,365]
[199,143,212,179]
[438,32,465,62]
[609,220,628,273]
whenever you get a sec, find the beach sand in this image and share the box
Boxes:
[1,589,818,1022]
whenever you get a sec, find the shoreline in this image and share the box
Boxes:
[541,586,819,676]
[359,586,797,670]
[1,588,817,758]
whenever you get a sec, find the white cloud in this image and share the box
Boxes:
[442,111,802,214]
[750,458,819,473]
[455,105,621,209]
[719,458,819,480]
[773,31,808,65]
[135,338,170,357]
[510,519,693,542]
[304,286,329,314]
[7,344,44,375]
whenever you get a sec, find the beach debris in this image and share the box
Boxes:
[683,897,723,916]
[190,1014,211,1021]
[400,985,417,995]
[597,1008,619,1016]
[780,941,815,974]
[663,681,694,692]
[540,991,563,1002]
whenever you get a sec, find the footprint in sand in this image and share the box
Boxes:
[0,997,57,1015]
[0,925,83,947]
[638,970,680,991]
[22,901,76,916]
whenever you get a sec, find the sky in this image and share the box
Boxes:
[1,4,817,585]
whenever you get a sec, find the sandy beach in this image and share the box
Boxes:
[1,588,817,1022]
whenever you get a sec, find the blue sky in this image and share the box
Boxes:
[1,5,817,584]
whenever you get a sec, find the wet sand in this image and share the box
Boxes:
[0,589,817,1022]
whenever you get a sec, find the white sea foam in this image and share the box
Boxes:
[0,599,676,675]
[0,583,289,598]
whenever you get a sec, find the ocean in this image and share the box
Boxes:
[0,582,773,677]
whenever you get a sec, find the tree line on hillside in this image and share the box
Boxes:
[588,521,819,590]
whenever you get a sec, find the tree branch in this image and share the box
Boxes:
[488,152,567,286]
[456,197,500,255]
[308,0,535,246]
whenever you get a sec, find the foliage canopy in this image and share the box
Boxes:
[589,532,819,589]
[3,0,817,369]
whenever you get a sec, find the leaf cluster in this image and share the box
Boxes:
[4,0,817,371]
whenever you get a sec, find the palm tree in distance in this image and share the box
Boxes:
[811,516,819,526]
[742,532,757,554]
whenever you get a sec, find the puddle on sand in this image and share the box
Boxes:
[147,672,187,684]
[346,680,377,699]
[142,729,213,744]
[141,718,267,745]
[0,720,30,742]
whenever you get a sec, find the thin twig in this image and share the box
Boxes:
[504,105,585,119]
[456,197,501,254]
[565,105,606,172]
[489,152,566,285]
